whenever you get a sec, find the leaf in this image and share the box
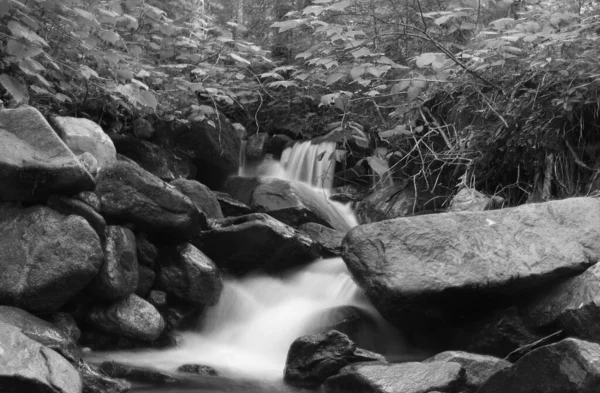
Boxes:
[99,30,120,45]
[18,57,45,76]
[350,65,365,79]
[230,53,250,65]
[367,156,389,177]
[271,19,306,33]
[320,93,338,106]
[73,8,100,28]
[327,1,351,11]
[7,21,48,47]
[434,14,453,25]
[54,93,71,102]
[351,47,371,58]
[326,73,345,85]
[415,53,437,68]
[334,96,346,111]
[30,85,51,95]
[379,124,413,138]
[131,78,149,90]
[0,74,26,102]
[79,65,98,79]
[130,45,143,57]
[0,0,10,15]
[266,81,298,88]
[303,6,324,15]
[407,86,420,100]
[260,72,284,80]
[6,39,43,59]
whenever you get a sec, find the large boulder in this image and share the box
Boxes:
[156,243,222,306]
[171,178,223,219]
[50,116,117,168]
[478,338,600,393]
[215,191,253,217]
[299,222,344,256]
[245,132,270,159]
[343,197,600,327]
[194,213,320,275]
[47,195,106,241]
[88,294,165,341]
[0,204,103,312]
[323,361,465,393]
[284,330,385,388]
[95,161,206,238]
[0,321,82,393]
[0,107,95,201]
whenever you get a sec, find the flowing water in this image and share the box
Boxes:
[88,140,404,392]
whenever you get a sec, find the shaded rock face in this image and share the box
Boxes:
[0,321,82,393]
[215,191,253,217]
[323,361,465,393]
[478,338,600,393]
[99,361,179,385]
[136,232,158,268]
[49,313,81,345]
[79,362,131,393]
[156,243,222,306]
[94,226,139,300]
[50,116,117,168]
[0,107,95,201]
[194,213,320,275]
[95,161,206,238]
[0,204,103,312]
[343,197,600,328]
[47,194,106,241]
[284,330,385,388]
[111,134,195,181]
[265,134,293,159]
[135,265,156,298]
[246,132,270,159]
[88,294,165,341]
[299,222,344,256]
[171,178,223,219]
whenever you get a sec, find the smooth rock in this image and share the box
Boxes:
[135,265,155,298]
[215,191,253,217]
[0,107,95,201]
[299,222,344,256]
[0,204,103,312]
[284,330,385,388]
[93,226,138,300]
[0,321,82,393]
[88,294,165,341]
[47,194,106,241]
[51,115,117,168]
[171,178,223,219]
[156,243,222,306]
[343,197,600,327]
[323,361,465,393]
[99,361,179,385]
[194,213,320,275]
[246,132,269,159]
[478,338,600,393]
[95,161,205,238]
[177,364,218,376]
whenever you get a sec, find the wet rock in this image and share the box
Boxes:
[215,191,253,217]
[135,265,156,298]
[47,194,106,241]
[195,213,320,275]
[343,197,600,328]
[156,243,222,306]
[51,115,117,168]
[177,364,218,376]
[265,134,294,158]
[323,361,465,393]
[79,362,132,393]
[99,361,179,385]
[49,312,81,344]
[95,161,205,238]
[136,232,158,268]
[0,204,103,312]
[299,222,344,256]
[133,118,154,139]
[88,294,165,341]
[74,191,102,211]
[0,321,82,393]
[246,132,270,159]
[171,178,223,219]
[0,107,95,201]
[162,303,202,332]
[424,351,511,392]
[111,134,195,181]
[478,338,600,393]
[94,226,138,300]
[284,330,385,388]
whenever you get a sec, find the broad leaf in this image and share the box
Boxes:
[7,21,48,47]
[0,73,26,102]
[326,73,345,85]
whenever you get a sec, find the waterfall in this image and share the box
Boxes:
[280,140,336,190]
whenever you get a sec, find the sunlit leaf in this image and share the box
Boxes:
[434,14,453,25]
[30,85,51,95]
[7,21,48,46]
[351,47,371,58]
[73,8,100,28]
[350,65,365,79]
[303,6,324,15]
[230,53,250,65]
[266,81,298,88]
[326,73,345,85]
[407,86,420,100]
[6,39,43,59]
[79,65,98,79]
[0,74,26,102]
[327,1,350,11]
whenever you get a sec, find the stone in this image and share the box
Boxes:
[88,294,165,341]
[50,115,117,168]
[265,134,294,159]
[99,361,179,385]
[49,312,81,344]
[156,243,222,306]
[0,204,103,312]
[449,187,493,212]
[133,118,154,139]
[147,290,167,308]
[215,191,253,217]
[79,362,131,393]
[79,152,99,176]
[74,191,101,211]
[47,194,106,241]
[424,351,511,391]
[342,197,600,327]
[177,364,218,376]
[171,178,223,219]
[136,232,158,268]
[477,338,600,393]
[110,134,195,181]
[323,361,465,393]
[93,226,138,300]
[135,265,155,298]
[246,132,270,159]
[284,330,385,388]
[162,303,203,332]
[0,107,95,201]
[95,161,206,238]
[194,213,320,275]
[505,330,566,363]
[0,322,82,393]
[299,222,344,256]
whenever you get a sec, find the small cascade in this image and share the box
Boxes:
[280,140,337,190]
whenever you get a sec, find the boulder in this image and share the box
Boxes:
[47,194,106,241]
[323,361,465,393]
[177,364,218,376]
[99,361,179,385]
[478,338,600,393]
[171,178,223,219]
[161,303,203,332]
[194,213,320,275]
[88,294,165,341]
[0,204,103,312]
[135,265,155,298]
[299,222,344,256]
[49,312,81,344]
[0,321,82,393]
[156,243,222,306]
[284,330,385,388]
[95,161,206,238]
[424,351,511,392]
[215,191,253,217]
[133,118,154,139]
[79,362,131,393]
[93,226,138,300]
[147,290,167,308]
[136,232,158,268]
[0,107,95,201]
[342,197,600,327]
[74,191,101,211]
[110,134,195,181]
[246,132,270,159]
